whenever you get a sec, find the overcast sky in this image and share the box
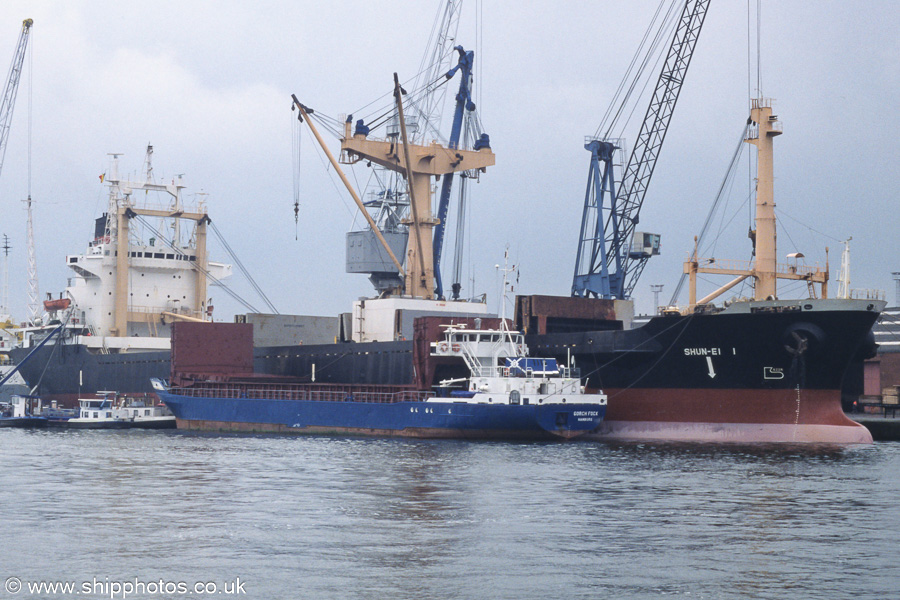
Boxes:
[0,0,897,322]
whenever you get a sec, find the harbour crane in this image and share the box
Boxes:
[338,0,487,300]
[0,19,35,323]
[0,18,32,183]
[366,0,481,301]
[572,0,709,299]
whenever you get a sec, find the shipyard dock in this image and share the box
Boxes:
[853,414,900,442]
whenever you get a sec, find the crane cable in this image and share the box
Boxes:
[292,107,301,239]
[668,122,751,306]
[595,0,681,140]
[208,220,279,314]
[130,214,271,315]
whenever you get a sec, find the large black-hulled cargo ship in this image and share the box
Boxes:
[13,293,882,444]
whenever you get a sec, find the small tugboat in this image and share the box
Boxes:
[0,395,47,428]
[61,392,175,429]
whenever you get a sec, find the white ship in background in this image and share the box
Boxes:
[40,148,232,350]
[11,148,232,402]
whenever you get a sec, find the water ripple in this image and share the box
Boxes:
[0,430,897,599]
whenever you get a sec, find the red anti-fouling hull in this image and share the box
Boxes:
[585,387,872,444]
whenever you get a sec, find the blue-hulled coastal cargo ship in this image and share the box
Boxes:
[154,319,606,440]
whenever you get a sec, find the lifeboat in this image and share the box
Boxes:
[43,298,71,312]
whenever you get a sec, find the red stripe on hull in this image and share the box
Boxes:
[586,387,872,444]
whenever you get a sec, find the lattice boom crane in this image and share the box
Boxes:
[572,1,709,299]
[0,18,32,182]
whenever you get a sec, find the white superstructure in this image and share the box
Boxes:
[351,296,490,342]
[68,391,174,427]
[428,321,608,408]
[28,150,231,352]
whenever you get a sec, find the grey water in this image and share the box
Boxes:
[1,430,898,600]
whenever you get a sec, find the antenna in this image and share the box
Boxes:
[650,284,664,314]
[1,234,9,318]
[892,272,900,307]
[495,246,517,333]
[142,143,154,183]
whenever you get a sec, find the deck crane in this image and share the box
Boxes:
[572,0,709,300]
[0,18,33,182]
[348,1,465,298]
[341,1,487,301]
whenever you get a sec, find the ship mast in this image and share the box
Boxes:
[105,154,210,336]
[684,99,828,308]
[745,98,780,300]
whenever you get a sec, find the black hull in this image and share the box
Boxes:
[532,304,880,392]
[10,299,881,443]
[10,341,414,405]
[12,303,878,397]
[10,345,171,406]
[0,417,47,428]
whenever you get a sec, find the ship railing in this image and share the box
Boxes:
[562,366,581,379]
[169,385,432,404]
[850,288,886,301]
[128,304,199,315]
[468,365,578,379]
[775,261,823,277]
[470,366,502,378]
[126,306,162,318]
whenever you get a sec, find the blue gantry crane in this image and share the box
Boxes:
[572,0,709,300]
